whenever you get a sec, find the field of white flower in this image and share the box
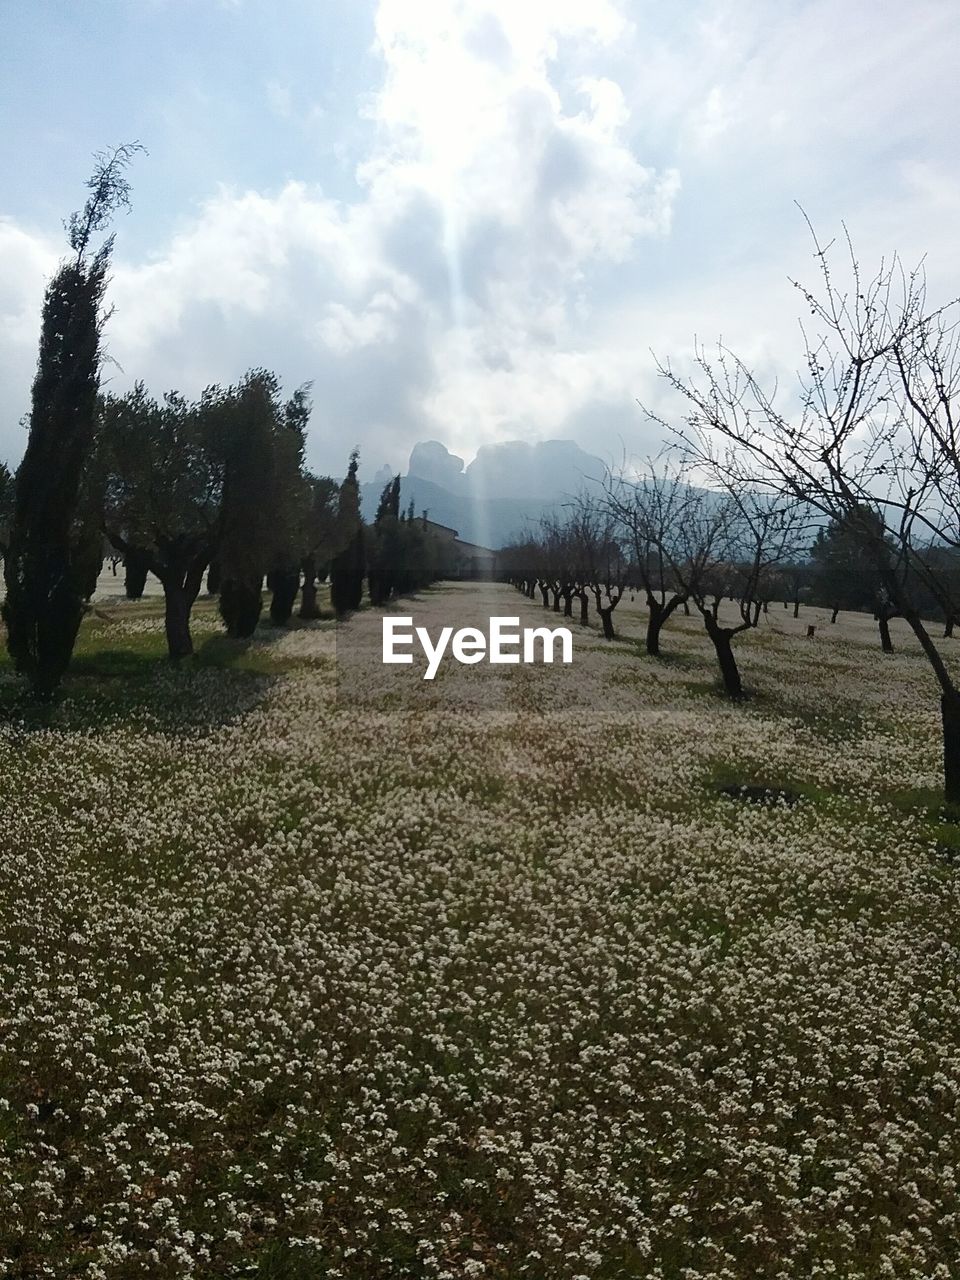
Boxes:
[2,582,960,1280]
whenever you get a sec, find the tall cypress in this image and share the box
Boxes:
[369,475,401,606]
[329,451,365,616]
[217,371,279,639]
[267,385,312,626]
[3,143,142,698]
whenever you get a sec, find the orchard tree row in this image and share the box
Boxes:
[0,147,445,699]
[508,227,960,801]
[501,469,808,702]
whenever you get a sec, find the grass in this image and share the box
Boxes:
[3,583,960,1277]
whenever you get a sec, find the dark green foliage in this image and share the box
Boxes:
[395,512,433,595]
[73,441,108,603]
[0,463,14,557]
[366,495,450,606]
[3,255,104,694]
[102,385,220,661]
[368,475,402,605]
[329,451,365,616]
[264,385,313,627]
[216,372,311,638]
[378,475,401,524]
[299,474,339,618]
[809,507,886,613]
[3,143,142,698]
[216,372,278,638]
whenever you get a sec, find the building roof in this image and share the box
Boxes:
[454,539,498,557]
[421,517,460,537]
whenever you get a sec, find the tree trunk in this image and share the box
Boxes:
[206,559,221,595]
[562,592,573,618]
[539,584,549,607]
[646,600,664,656]
[793,599,800,619]
[682,600,690,616]
[300,556,319,618]
[159,555,206,662]
[162,582,194,661]
[220,575,263,638]
[645,595,684,656]
[831,606,840,624]
[945,617,955,639]
[124,548,150,600]
[552,590,561,613]
[878,614,894,653]
[598,606,615,640]
[579,594,589,626]
[705,615,743,699]
[269,567,300,625]
[943,693,960,804]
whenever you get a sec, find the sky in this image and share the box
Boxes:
[2,0,960,480]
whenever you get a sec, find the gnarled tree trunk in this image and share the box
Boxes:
[704,613,743,699]
[645,594,686,657]
[158,554,207,662]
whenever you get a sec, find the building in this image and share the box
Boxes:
[420,514,499,581]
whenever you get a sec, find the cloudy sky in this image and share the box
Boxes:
[2,0,959,478]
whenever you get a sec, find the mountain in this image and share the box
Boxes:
[360,439,604,548]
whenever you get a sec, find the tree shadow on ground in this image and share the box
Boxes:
[0,644,278,737]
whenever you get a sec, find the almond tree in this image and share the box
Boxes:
[569,497,626,639]
[656,228,960,795]
[693,489,807,699]
[604,459,691,656]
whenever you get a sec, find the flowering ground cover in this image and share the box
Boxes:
[2,583,960,1279]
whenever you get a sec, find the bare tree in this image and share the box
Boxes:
[604,457,691,656]
[656,225,960,796]
[567,497,626,640]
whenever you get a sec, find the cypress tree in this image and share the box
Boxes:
[329,451,365,616]
[217,370,280,639]
[3,143,142,698]
[0,463,15,557]
[267,385,312,626]
[299,474,339,619]
[368,475,401,606]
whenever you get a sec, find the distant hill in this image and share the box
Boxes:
[360,439,605,548]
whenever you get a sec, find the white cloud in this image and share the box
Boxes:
[1,0,959,477]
